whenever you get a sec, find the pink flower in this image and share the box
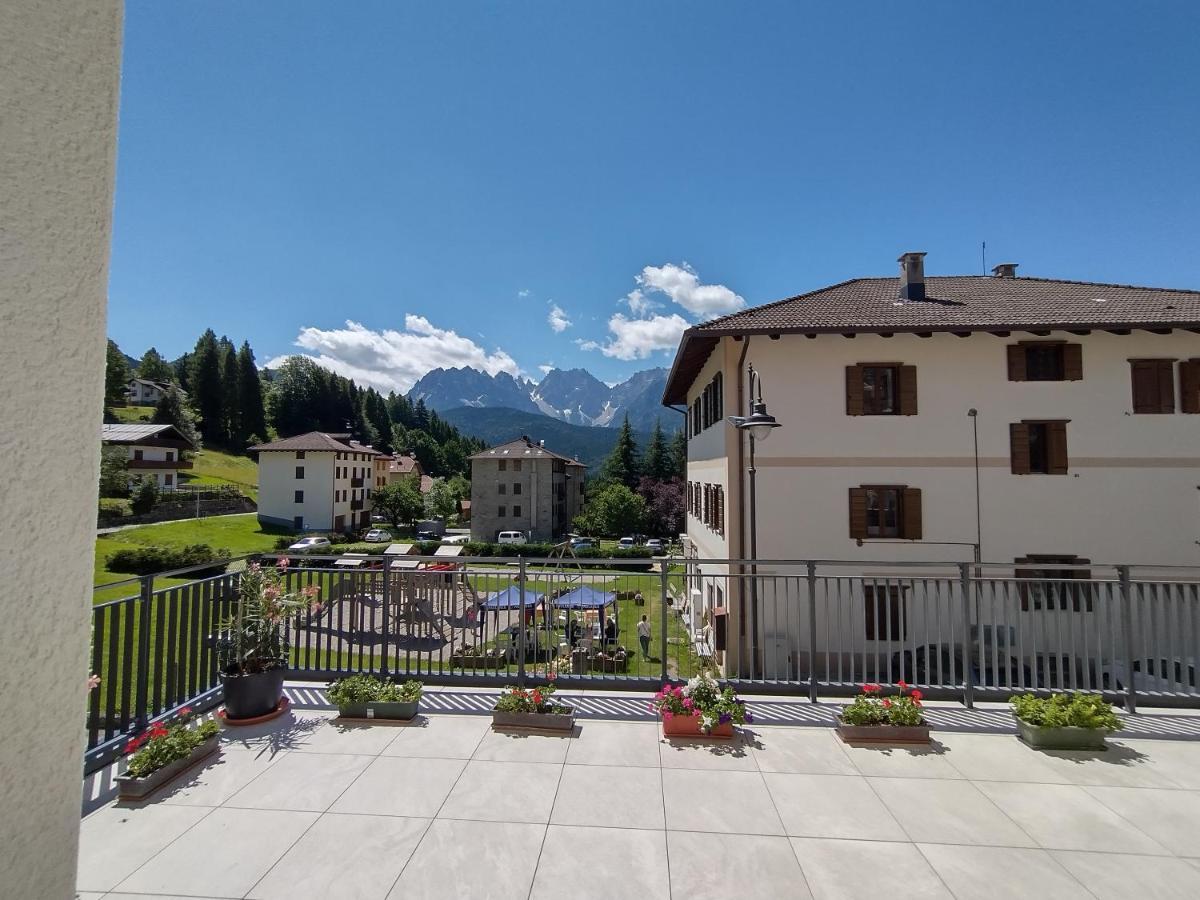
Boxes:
[276,556,290,570]
[663,710,673,721]
[882,698,892,708]
[86,674,101,692]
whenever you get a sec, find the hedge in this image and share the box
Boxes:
[106,543,232,577]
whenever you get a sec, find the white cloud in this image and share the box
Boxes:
[547,302,572,333]
[518,289,530,298]
[265,317,520,393]
[583,312,690,360]
[538,364,554,375]
[636,262,744,318]
[624,288,657,316]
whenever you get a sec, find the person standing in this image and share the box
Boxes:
[637,614,651,659]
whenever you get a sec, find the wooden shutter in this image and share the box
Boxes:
[1009,423,1030,474]
[901,487,922,539]
[1157,361,1176,413]
[1046,422,1068,474]
[1130,360,1174,413]
[1063,344,1083,381]
[845,366,864,416]
[848,488,868,539]
[898,366,918,415]
[1181,360,1200,414]
[1006,345,1027,382]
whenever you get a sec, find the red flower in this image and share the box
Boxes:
[532,690,543,705]
[178,707,193,717]
[863,684,881,694]
[882,698,892,708]
[547,672,557,682]
[898,679,908,690]
[910,690,923,702]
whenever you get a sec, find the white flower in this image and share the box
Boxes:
[686,675,702,694]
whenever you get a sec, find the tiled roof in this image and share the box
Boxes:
[663,274,1200,404]
[249,432,382,454]
[469,436,586,466]
[100,423,194,447]
[388,455,421,475]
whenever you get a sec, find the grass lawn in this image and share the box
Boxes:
[112,405,156,423]
[183,447,259,501]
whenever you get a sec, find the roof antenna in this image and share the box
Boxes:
[981,241,987,275]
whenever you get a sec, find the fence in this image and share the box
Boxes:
[85,554,1200,772]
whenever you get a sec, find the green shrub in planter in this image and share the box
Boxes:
[1010,692,1120,750]
[328,674,422,720]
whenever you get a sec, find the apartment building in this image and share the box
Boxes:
[251,431,379,532]
[374,451,434,494]
[100,423,195,489]
[125,377,182,406]
[663,252,1200,674]
[469,436,586,542]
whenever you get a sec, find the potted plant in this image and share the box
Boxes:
[837,682,930,744]
[328,674,423,721]
[651,673,750,738]
[218,557,321,721]
[115,708,220,800]
[492,674,574,732]
[1010,692,1120,750]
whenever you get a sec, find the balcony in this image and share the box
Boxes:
[350,476,364,488]
[127,459,193,470]
[350,499,364,510]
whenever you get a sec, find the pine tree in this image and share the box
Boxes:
[136,347,175,383]
[104,339,131,411]
[236,341,267,447]
[364,390,392,453]
[601,414,640,489]
[151,385,201,449]
[189,329,223,444]
[218,338,239,446]
[668,425,686,479]
[642,419,671,481]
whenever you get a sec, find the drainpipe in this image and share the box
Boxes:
[733,337,751,677]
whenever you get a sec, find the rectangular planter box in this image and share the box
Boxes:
[492,707,575,732]
[662,713,735,739]
[1016,718,1109,750]
[836,722,931,744]
[337,700,420,721]
[116,735,219,800]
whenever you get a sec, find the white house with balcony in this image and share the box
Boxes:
[663,252,1200,680]
[251,432,380,532]
[100,423,195,489]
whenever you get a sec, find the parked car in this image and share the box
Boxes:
[363,528,392,543]
[442,534,471,545]
[287,536,332,553]
[498,531,528,545]
[617,536,638,549]
[891,643,1036,689]
[1102,657,1197,694]
[570,536,597,550]
[644,538,665,553]
[416,530,439,542]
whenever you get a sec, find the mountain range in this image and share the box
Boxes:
[407,365,674,433]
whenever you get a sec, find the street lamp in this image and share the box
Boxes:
[728,363,781,678]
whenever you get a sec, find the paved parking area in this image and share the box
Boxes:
[78,690,1200,899]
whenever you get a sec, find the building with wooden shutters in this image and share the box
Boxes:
[663,252,1200,674]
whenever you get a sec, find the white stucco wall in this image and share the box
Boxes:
[258,452,337,530]
[0,2,123,895]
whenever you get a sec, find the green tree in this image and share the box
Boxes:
[151,385,202,450]
[642,419,672,481]
[218,338,239,446]
[129,477,158,515]
[600,414,640,489]
[573,482,646,538]
[424,477,458,521]
[267,356,326,436]
[236,341,267,447]
[404,429,444,475]
[668,426,686,479]
[104,339,131,410]
[373,478,425,531]
[189,329,223,444]
[99,446,131,497]
[364,389,393,454]
[136,347,175,383]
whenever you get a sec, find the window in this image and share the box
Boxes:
[513,482,522,495]
[513,460,522,472]
[1016,555,1093,612]
[165,450,174,462]
[1181,360,1200,414]
[296,451,305,459]
[498,484,506,495]
[295,466,304,479]
[848,486,922,540]
[846,364,917,415]
[513,504,522,517]
[133,449,143,460]
[164,473,173,486]
[293,516,304,530]
[1010,421,1068,474]
[1129,359,1175,413]
[499,459,507,471]
[294,490,304,503]
[498,505,507,517]
[1008,342,1082,382]
[863,584,907,641]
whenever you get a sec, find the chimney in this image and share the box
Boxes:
[898,252,927,301]
[991,262,1018,278]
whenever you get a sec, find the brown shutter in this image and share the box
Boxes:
[1047,422,1069,474]
[1063,344,1083,381]
[1009,423,1030,474]
[901,487,922,540]
[845,366,864,415]
[1157,361,1176,413]
[848,488,868,539]
[898,365,918,415]
[1181,360,1200,414]
[1007,345,1027,382]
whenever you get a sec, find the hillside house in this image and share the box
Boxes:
[469,436,586,542]
[125,377,182,406]
[251,432,379,532]
[100,423,195,490]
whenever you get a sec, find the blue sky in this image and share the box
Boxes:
[108,1,1200,391]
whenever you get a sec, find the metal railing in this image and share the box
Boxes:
[86,553,1200,772]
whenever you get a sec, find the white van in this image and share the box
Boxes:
[497,531,528,545]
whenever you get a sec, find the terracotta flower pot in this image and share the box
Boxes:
[491,707,575,732]
[661,713,734,738]
[835,721,931,744]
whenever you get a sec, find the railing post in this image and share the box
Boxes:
[134,573,154,731]
[659,564,670,683]
[1118,565,1137,714]
[959,562,975,709]
[807,562,818,704]
[517,556,527,688]
[380,564,390,678]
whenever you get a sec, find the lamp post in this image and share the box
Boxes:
[728,363,781,678]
